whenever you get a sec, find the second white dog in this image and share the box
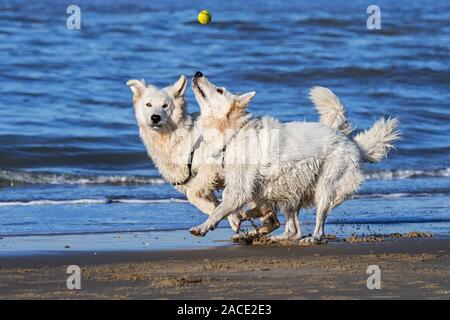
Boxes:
[190,73,400,243]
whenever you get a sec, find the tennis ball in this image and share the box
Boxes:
[198,10,212,25]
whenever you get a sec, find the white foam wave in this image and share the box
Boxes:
[116,198,189,204]
[1,167,448,188]
[365,168,450,180]
[353,192,448,199]
[0,198,189,206]
[0,170,166,186]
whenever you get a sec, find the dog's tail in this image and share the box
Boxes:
[310,86,400,163]
[353,117,400,163]
[309,86,352,135]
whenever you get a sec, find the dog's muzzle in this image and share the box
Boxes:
[192,80,206,98]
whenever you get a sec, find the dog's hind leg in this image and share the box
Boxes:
[301,204,331,244]
[300,161,338,244]
[301,148,363,244]
[258,208,280,235]
[303,173,360,244]
[229,202,262,235]
[239,203,280,238]
[270,207,300,242]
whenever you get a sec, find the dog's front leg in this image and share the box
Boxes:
[190,167,255,237]
[189,204,229,237]
[186,189,242,232]
[189,187,246,237]
[186,189,218,215]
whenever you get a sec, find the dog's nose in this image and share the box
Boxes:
[194,71,203,78]
[151,114,161,123]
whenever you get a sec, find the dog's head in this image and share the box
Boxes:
[127,75,187,131]
[192,71,255,124]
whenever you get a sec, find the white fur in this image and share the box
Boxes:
[127,76,278,233]
[310,86,352,135]
[127,75,356,238]
[354,117,400,163]
[189,76,400,243]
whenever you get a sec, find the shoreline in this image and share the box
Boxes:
[1,219,448,257]
[0,237,449,299]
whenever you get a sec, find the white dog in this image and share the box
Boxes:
[189,73,400,243]
[127,75,352,237]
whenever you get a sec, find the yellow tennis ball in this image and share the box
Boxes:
[198,10,211,25]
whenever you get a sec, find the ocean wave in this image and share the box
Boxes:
[353,192,449,199]
[1,217,449,238]
[365,168,450,180]
[1,167,449,188]
[241,66,450,84]
[0,198,188,206]
[0,170,165,187]
[1,188,448,207]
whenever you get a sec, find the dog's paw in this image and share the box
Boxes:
[299,235,326,245]
[189,225,209,237]
[231,229,260,241]
[269,232,294,242]
[227,214,242,233]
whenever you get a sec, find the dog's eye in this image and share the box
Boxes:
[162,103,168,109]
[146,102,152,107]
[216,88,223,94]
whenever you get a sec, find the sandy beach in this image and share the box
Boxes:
[0,236,448,299]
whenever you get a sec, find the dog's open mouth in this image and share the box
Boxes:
[193,81,206,98]
[150,124,162,128]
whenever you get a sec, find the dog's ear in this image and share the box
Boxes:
[169,75,187,98]
[235,91,256,108]
[228,91,256,119]
[126,79,146,99]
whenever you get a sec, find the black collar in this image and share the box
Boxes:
[174,119,251,185]
[221,145,226,168]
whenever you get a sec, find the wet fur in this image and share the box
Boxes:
[127,76,272,233]
[190,78,400,243]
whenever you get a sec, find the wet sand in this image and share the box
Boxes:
[0,237,449,299]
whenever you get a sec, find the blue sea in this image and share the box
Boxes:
[0,0,449,251]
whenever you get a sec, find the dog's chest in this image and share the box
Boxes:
[140,128,191,184]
